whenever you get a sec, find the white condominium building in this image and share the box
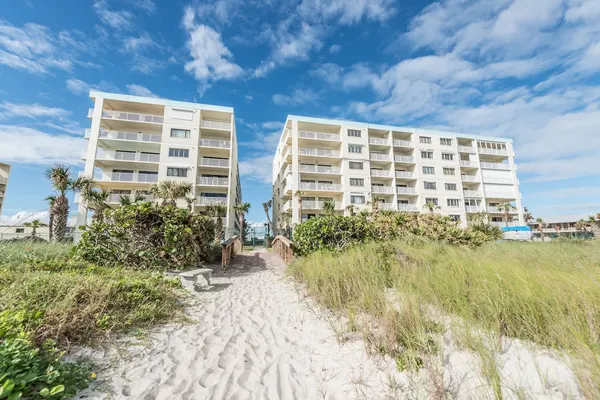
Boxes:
[272,115,523,230]
[0,162,10,216]
[76,91,242,239]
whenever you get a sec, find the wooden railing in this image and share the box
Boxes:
[272,235,294,264]
[221,235,242,270]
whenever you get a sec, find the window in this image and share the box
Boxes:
[419,136,431,144]
[170,128,190,139]
[449,215,461,222]
[167,167,188,177]
[445,183,457,191]
[16,228,25,233]
[348,129,361,137]
[424,181,436,190]
[440,138,452,146]
[441,153,454,161]
[447,199,461,207]
[349,161,363,170]
[421,151,434,159]
[350,178,364,187]
[351,195,366,204]
[169,148,189,157]
[425,198,438,206]
[348,144,363,153]
[422,166,435,174]
[443,167,455,175]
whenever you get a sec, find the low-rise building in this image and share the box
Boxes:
[0,225,75,241]
[529,214,598,240]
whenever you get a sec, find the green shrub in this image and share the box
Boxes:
[468,221,503,240]
[75,202,216,270]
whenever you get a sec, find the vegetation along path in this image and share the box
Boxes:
[79,249,403,400]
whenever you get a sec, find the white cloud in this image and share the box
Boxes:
[126,84,158,98]
[0,211,49,225]
[245,95,254,101]
[310,63,345,85]
[182,6,244,94]
[272,88,318,106]
[129,0,156,13]
[0,125,85,165]
[121,32,159,52]
[65,78,117,95]
[238,155,274,184]
[298,0,396,25]
[0,102,70,120]
[93,0,134,30]
[261,121,284,130]
[329,44,342,54]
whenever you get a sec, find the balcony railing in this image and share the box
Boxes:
[107,194,154,204]
[91,109,164,124]
[394,155,415,163]
[487,206,518,214]
[371,170,392,177]
[463,190,482,197]
[281,201,292,213]
[298,164,341,174]
[370,153,391,161]
[199,139,230,148]
[393,140,413,147]
[460,160,478,168]
[465,206,483,213]
[299,148,341,157]
[302,200,342,210]
[397,204,419,212]
[137,173,159,183]
[396,187,417,195]
[197,177,229,186]
[483,177,514,184]
[461,175,479,182]
[372,186,393,194]
[458,146,476,153]
[479,148,508,156]
[485,191,516,199]
[199,158,230,168]
[196,196,228,206]
[89,128,162,143]
[395,171,416,179]
[379,203,396,210]
[369,138,390,146]
[201,119,231,130]
[97,151,160,163]
[105,172,158,183]
[299,130,340,141]
[299,182,343,191]
[0,176,7,185]
[283,165,292,176]
[480,162,510,170]
[491,221,519,228]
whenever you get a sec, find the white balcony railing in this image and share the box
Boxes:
[491,221,520,228]
[299,148,341,158]
[483,177,514,184]
[463,190,482,197]
[465,206,483,213]
[201,119,231,130]
[371,170,392,177]
[197,177,229,186]
[487,206,518,214]
[372,186,393,194]
[480,162,511,170]
[299,130,340,141]
[369,138,390,146]
[458,146,476,153]
[298,165,341,174]
[370,153,391,161]
[394,155,415,163]
[283,165,292,176]
[485,191,516,199]
[199,158,229,168]
[299,182,343,191]
[479,148,509,156]
[395,171,416,179]
[0,176,7,185]
[107,194,154,204]
[199,139,230,148]
[281,201,292,213]
[396,187,417,195]
[460,160,478,168]
[397,204,419,212]
[110,172,133,182]
[196,196,228,206]
[302,200,342,210]
[91,128,162,143]
[137,173,159,183]
[379,203,396,210]
[393,140,413,147]
[103,172,158,183]
[92,109,164,124]
[97,151,160,163]
[461,175,479,182]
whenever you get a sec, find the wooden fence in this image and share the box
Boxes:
[221,235,242,270]
[272,235,294,264]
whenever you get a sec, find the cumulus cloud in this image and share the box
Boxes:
[126,84,159,98]
[272,88,319,106]
[0,102,70,120]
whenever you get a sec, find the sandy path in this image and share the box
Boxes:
[78,250,402,400]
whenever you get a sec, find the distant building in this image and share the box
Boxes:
[0,225,75,241]
[529,214,598,240]
[0,162,10,216]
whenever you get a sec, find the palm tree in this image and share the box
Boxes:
[262,200,273,234]
[44,195,56,242]
[119,192,146,206]
[24,219,47,238]
[233,202,251,240]
[536,217,546,242]
[279,212,291,237]
[575,219,589,233]
[322,199,335,216]
[523,207,533,226]
[45,165,94,242]
[369,195,381,213]
[501,203,517,227]
[345,204,356,216]
[150,181,193,206]
[207,203,227,240]
[81,188,111,223]
[423,200,440,214]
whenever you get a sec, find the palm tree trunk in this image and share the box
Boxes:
[52,195,69,242]
[48,213,54,242]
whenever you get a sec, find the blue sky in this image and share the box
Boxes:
[1,0,599,226]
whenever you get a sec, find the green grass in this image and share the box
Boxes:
[289,238,600,398]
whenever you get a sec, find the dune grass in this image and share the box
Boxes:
[288,238,600,398]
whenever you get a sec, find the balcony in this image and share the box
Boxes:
[394,155,415,163]
[302,200,342,210]
[283,165,292,176]
[396,187,417,195]
[379,203,396,211]
[90,109,164,124]
[299,130,340,141]
[480,162,510,170]
[197,196,228,206]
[0,176,8,185]
[460,160,478,168]
[96,151,160,163]
[461,175,479,182]
[395,171,416,179]
[479,148,508,156]
[197,177,229,186]
[299,182,343,191]
[458,145,476,153]
[483,177,513,184]
[107,194,154,204]
[298,165,341,174]
[370,153,391,161]
[281,200,292,213]
[465,206,483,213]
[299,148,341,158]
[487,206,518,214]
[491,221,519,228]
[371,170,392,177]
[87,128,162,143]
[199,139,230,148]
[463,190,482,197]
[201,119,231,130]
[398,204,419,212]
[372,186,393,194]
[369,138,390,146]
[393,140,413,148]
[199,158,230,168]
[485,191,516,199]
[101,172,158,183]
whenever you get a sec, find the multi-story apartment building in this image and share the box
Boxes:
[272,115,523,231]
[0,162,10,216]
[76,91,242,239]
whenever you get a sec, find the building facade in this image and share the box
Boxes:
[0,225,75,242]
[272,115,524,231]
[76,91,241,239]
[0,162,10,217]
